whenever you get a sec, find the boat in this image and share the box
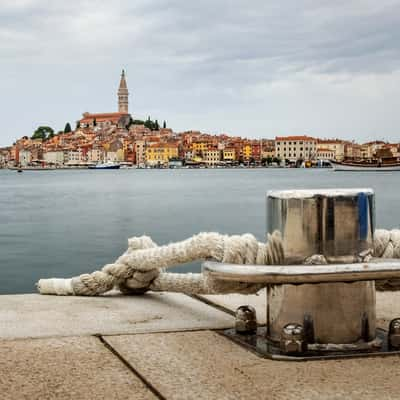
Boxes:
[9,166,56,171]
[88,162,120,170]
[330,159,400,171]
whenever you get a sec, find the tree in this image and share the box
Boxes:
[130,119,145,126]
[93,118,97,126]
[64,122,72,133]
[155,120,159,130]
[144,116,156,131]
[272,157,281,166]
[163,120,166,129]
[31,126,54,140]
[76,121,81,129]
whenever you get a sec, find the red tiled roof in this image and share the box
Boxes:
[80,112,129,124]
[275,135,316,141]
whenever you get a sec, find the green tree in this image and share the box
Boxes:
[76,121,81,129]
[144,116,155,130]
[272,157,281,166]
[31,126,54,140]
[64,122,72,133]
[163,120,166,129]
[130,119,145,126]
[155,120,159,130]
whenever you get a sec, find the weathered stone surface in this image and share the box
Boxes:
[105,330,400,400]
[376,291,400,328]
[0,292,233,339]
[0,336,156,400]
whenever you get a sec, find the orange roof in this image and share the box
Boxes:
[275,135,315,141]
[80,112,129,124]
[148,143,178,149]
[317,139,344,144]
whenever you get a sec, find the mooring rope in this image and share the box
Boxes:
[37,231,283,296]
[37,229,400,296]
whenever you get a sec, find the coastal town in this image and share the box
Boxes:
[1,70,399,169]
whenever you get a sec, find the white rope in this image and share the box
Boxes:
[37,228,400,296]
[37,231,283,296]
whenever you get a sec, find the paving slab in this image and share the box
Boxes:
[105,330,400,400]
[0,336,156,400]
[200,290,400,328]
[0,292,233,340]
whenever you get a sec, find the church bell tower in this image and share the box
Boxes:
[118,69,129,113]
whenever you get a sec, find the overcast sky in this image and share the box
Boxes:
[1,0,400,146]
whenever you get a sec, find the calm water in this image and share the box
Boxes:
[0,168,399,294]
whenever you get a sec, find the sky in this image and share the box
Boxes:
[1,0,400,146]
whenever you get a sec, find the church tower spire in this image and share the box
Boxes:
[118,69,129,113]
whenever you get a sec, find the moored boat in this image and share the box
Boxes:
[9,166,56,171]
[88,162,120,170]
[330,159,400,171]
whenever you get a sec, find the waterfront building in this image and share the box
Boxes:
[345,142,362,159]
[242,143,252,161]
[316,147,335,161]
[146,143,178,166]
[66,149,85,164]
[106,139,125,162]
[135,140,146,167]
[203,147,221,166]
[275,136,317,162]
[43,150,65,165]
[0,148,10,167]
[19,150,31,166]
[87,147,104,163]
[261,139,275,160]
[223,148,236,163]
[361,141,386,159]
[192,140,208,156]
[317,139,345,161]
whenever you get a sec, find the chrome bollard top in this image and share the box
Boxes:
[267,188,375,264]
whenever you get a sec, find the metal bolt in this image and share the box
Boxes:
[235,305,257,334]
[389,318,400,349]
[280,323,305,354]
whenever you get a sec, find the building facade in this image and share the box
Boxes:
[275,136,317,162]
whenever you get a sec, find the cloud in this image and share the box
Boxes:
[1,0,400,145]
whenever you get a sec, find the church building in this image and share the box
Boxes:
[79,70,131,129]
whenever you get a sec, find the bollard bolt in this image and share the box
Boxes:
[389,318,400,349]
[280,323,306,354]
[235,305,257,334]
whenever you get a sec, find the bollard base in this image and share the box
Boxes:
[221,327,400,361]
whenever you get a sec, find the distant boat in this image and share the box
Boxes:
[9,166,56,171]
[330,160,400,172]
[88,162,120,170]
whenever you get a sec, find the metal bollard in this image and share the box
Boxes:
[267,188,376,345]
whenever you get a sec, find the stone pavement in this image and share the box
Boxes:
[1,291,400,399]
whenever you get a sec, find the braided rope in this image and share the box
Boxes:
[37,229,400,296]
[37,231,283,296]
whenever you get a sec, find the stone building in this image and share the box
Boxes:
[275,136,317,162]
[78,70,131,130]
